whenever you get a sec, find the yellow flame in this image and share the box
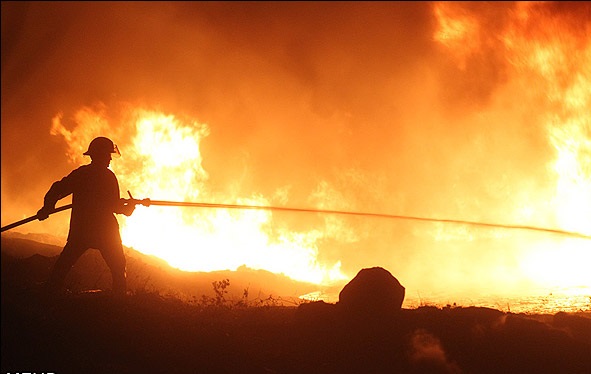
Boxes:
[45,3,590,303]
[52,106,347,285]
[521,239,590,289]
[434,2,591,295]
[504,6,591,291]
[510,10,590,234]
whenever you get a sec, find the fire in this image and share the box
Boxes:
[43,2,589,304]
[433,2,480,70]
[508,4,591,291]
[51,106,347,285]
[434,2,591,293]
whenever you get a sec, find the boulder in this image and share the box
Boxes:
[338,267,405,319]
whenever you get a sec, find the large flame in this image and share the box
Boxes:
[433,2,590,294]
[43,3,589,305]
[51,106,348,285]
[509,5,591,291]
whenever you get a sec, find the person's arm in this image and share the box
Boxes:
[37,173,76,220]
[112,174,135,217]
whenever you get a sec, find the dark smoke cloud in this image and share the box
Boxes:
[2,2,588,295]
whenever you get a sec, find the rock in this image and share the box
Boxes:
[338,267,405,319]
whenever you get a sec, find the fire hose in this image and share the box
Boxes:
[1,194,590,240]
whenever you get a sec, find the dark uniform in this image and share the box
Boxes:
[38,137,134,296]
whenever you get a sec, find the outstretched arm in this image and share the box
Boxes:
[37,178,74,221]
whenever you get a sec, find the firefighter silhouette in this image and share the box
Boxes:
[37,137,136,296]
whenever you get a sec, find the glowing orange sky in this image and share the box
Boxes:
[1,2,589,301]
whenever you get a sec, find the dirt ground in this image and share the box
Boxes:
[2,237,591,374]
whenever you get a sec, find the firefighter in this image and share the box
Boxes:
[37,136,136,297]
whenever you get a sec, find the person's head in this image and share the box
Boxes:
[83,137,120,167]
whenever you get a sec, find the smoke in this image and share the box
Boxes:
[408,329,462,374]
[2,2,589,298]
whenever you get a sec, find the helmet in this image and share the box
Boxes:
[83,137,120,157]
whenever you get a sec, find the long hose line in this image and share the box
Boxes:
[143,199,591,240]
[2,199,590,240]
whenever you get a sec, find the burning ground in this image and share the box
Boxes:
[2,234,591,374]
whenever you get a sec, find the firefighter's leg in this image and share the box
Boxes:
[47,241,87,292]
[100,242,127,296]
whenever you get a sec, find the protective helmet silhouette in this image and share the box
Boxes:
[83,137,120,157]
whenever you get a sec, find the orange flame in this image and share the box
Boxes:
[433,3,480,70]
[45,3,589,307]
[506,4,591,290]
[434,2,590,293]
[51,106,348,286]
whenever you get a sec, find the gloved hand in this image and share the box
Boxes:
[37,206,53,221]
[119,199,136,216]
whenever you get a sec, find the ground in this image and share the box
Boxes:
[2,235,591,374]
